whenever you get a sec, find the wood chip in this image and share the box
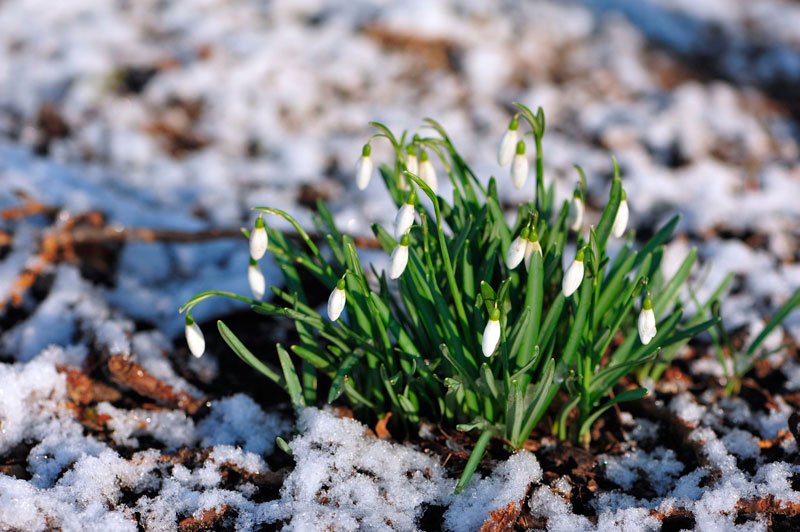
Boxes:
[107,355,204,414]
[479,501,521,532]
[178,505,230,532]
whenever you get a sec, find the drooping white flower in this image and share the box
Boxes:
[568,191,584,233]
[248,258,266,301]
[638,295,657,345]
[184,315,205,358]
[482,307,501,357]
[562,248,585,297]
[405,144,419,176]
[524,229,543,271]
[511,141,529,190]
[389,233,410,279]
[419,150,438,194]
[497,117,519,166]
[249,215,268,260]
[394,192,416,239]
[355,144,373,190]
[327,278,347,321]
[506,227,529,270]
[611,190,629,238]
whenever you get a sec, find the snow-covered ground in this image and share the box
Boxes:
[1,0,799,530]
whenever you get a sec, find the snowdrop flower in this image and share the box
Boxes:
[506,227,529,270]
[394,192,416,239]
[405,144,419,176]
[482,307,501,357]
[327,278,347,321]
[497,116,519,166]
[389,233,410,279]
[419,150,438,193]
[524,228,542,271]
[355,143,373,190]
[511,141,529,190]
[638,295,657,345]
[248,257,266,301]
[568,191,584,233]
[249,215,268,260]
[611,190,629,238]
[184,315,205,358]
[562,248,585,297]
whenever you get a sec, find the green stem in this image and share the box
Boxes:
[535,135,544,212]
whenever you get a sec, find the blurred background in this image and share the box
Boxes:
[0,0,798,355]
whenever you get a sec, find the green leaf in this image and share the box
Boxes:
[277,344,306,407]
[217,321,283,385]
[579,388,648,438]
[328,349,367,403]
[747,287,800,356]
[653,248,697,318]
[454,430,493,495]
[594,171,622,250]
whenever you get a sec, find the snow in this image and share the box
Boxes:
[444,450,542,531]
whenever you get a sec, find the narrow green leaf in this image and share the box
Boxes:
[277,344,306,407]
[454,430,493,495]
[217,321,283,384]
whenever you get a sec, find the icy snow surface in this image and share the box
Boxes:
[1,0,800,530]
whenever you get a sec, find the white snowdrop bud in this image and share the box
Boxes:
[394,192,416,239]
[497,117,519,166]
[184,315,205,358]
[389,233,410,279]
[612,190,629,238]
[482,307,502,357]
[419,151,438,194]
[249,215,268,260]
[356,144,373,190]
[524,228,542,271]
[405,144,419,176]
[638,296,657,345]
[248,257,266,301]
[327,278,347,321]
[568,191,584,233]
[506,227,529,270]
[511,141,529,190]
[562,248,585,297]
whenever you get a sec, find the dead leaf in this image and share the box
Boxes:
[375,412,393,440]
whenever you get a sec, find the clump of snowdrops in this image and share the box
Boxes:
[181,104,724,492]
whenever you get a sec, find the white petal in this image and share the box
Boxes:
[420,160,438,194]
[511,154,529,190]
[506,236,527,269]
[562,259,584,297]
[249,226,268,260]
[327,287,346,321]
[356,156,373,190]
[389,244,409,279]
[638,308,657,345]
[185,322,205,358]
[568,197,584,232]
[405,154,419,176]
[482,319,501,357]
[612,199,629,238]
[524,240,542,270]
[497,129,518,166]
[248,263,266,301]
[394,203,415,239]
